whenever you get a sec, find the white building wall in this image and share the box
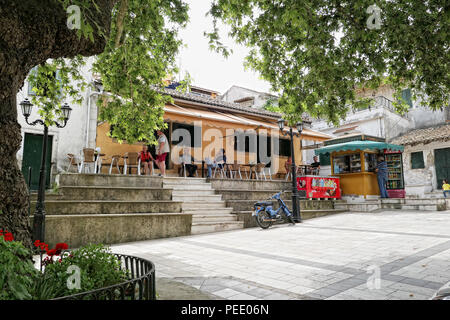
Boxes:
[16,57,98,174]
[222,86,277,109]
[402,141,450,196]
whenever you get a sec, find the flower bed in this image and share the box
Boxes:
[0,230,156,300]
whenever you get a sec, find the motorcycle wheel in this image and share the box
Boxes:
[255,210,274,229]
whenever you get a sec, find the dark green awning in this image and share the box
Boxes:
[315,140,404,155]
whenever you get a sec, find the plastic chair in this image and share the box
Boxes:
[79,148,96,173]
[66,154,80,173]
[108,155,121,174]
[123,152,141,175]
[255,163,267,180]
[230,163,243,180]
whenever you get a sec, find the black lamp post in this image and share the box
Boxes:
[20,98,72,243]
[278,118,304,223]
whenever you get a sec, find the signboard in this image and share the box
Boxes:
[297,176,341,199]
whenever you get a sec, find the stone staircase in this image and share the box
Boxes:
[33,174,192,248]
[163,177,244,235]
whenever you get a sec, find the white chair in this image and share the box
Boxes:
[108,155,121,174]
[123,152,141,175]
[66,154,80,173]
[213,163,226,178]
[79,148,96,173]
[255,163,267,180]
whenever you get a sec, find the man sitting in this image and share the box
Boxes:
[310,156,320,175]
[179,148,198,177]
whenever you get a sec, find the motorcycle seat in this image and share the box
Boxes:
[254,201,273,207]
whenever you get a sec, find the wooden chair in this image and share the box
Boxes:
[230,162,243,180]
[255,163,268,180]
[106,155,121,174]
[123,152,141,175]
[79,148,96,173]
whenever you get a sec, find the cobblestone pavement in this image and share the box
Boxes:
[111,210,450,300]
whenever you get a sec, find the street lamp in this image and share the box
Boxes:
[20,98,72,243]
[278,118,303,223]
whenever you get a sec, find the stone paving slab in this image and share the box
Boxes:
[111,210,450,300]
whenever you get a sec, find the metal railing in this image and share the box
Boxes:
[53,254,156,300]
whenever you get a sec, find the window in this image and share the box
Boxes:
[172,123,201,148]
[401,88,413,108]
[278,138,291,157]
[234,132,257,153]
[411,151,425,169]
[333,153,361,174]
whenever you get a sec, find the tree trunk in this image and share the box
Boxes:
[0,0,116,247]
[0,89,33,249]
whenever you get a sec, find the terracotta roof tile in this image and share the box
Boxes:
[391,123,450,146]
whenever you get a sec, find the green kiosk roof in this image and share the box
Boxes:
[314,140,404,155]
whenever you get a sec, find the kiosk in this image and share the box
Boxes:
[315,135,404,199]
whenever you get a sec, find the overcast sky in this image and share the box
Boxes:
[175,0,273,95]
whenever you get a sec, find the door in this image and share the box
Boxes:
[435,148,450,189]
[21,133,53,191]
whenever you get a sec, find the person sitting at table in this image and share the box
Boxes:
[139,145,154,175]
[206,149,227,178]
[179,147,198,177]
[310,156,320,175]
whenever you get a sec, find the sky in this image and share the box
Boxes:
[175,0,273,95]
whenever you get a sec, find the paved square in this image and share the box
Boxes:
[111,210,450,300]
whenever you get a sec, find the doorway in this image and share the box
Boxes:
[21,133,53,191]
[434,147,450,189]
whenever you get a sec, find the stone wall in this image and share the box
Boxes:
[402,140,450,196]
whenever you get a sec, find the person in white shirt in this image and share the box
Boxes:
[179,148,198,177]
[155,130,170,176]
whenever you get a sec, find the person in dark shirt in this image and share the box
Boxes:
[310,156,320,175]
[375,155,389,198]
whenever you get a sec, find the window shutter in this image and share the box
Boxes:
[411,151,425,169]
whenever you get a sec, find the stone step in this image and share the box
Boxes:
[41,213,192,249]
[53,186,173,201]
[182,201,226,210]
[233,209,347,228]
[30,200,182,215]
[183,208,234,215]
[381,204,445,211]
[209,178,291,191]
[191,221,244,235]
[163,177,207,184]
[226,199,335,212]
[172,190,216,196]
[217,189,292,201]
[163,183,212,191]
[192,214,237,223]
[173,195,223,202]
[57,173,164,188]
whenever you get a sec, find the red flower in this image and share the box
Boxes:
[55,243,69,250]
[3,232,14,242]
[47,249,58,256]
[34,240,41,247]
[0,230,14,242]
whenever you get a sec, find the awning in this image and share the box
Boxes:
[314,140,404,155]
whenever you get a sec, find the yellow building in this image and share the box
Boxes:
[96,86,331,176]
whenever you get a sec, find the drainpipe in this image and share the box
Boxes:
[86,85,103,148]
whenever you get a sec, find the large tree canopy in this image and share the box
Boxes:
[207,0,449,124]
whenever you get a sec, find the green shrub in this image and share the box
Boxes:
[41,243,128,299]
[0,237,40,300]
